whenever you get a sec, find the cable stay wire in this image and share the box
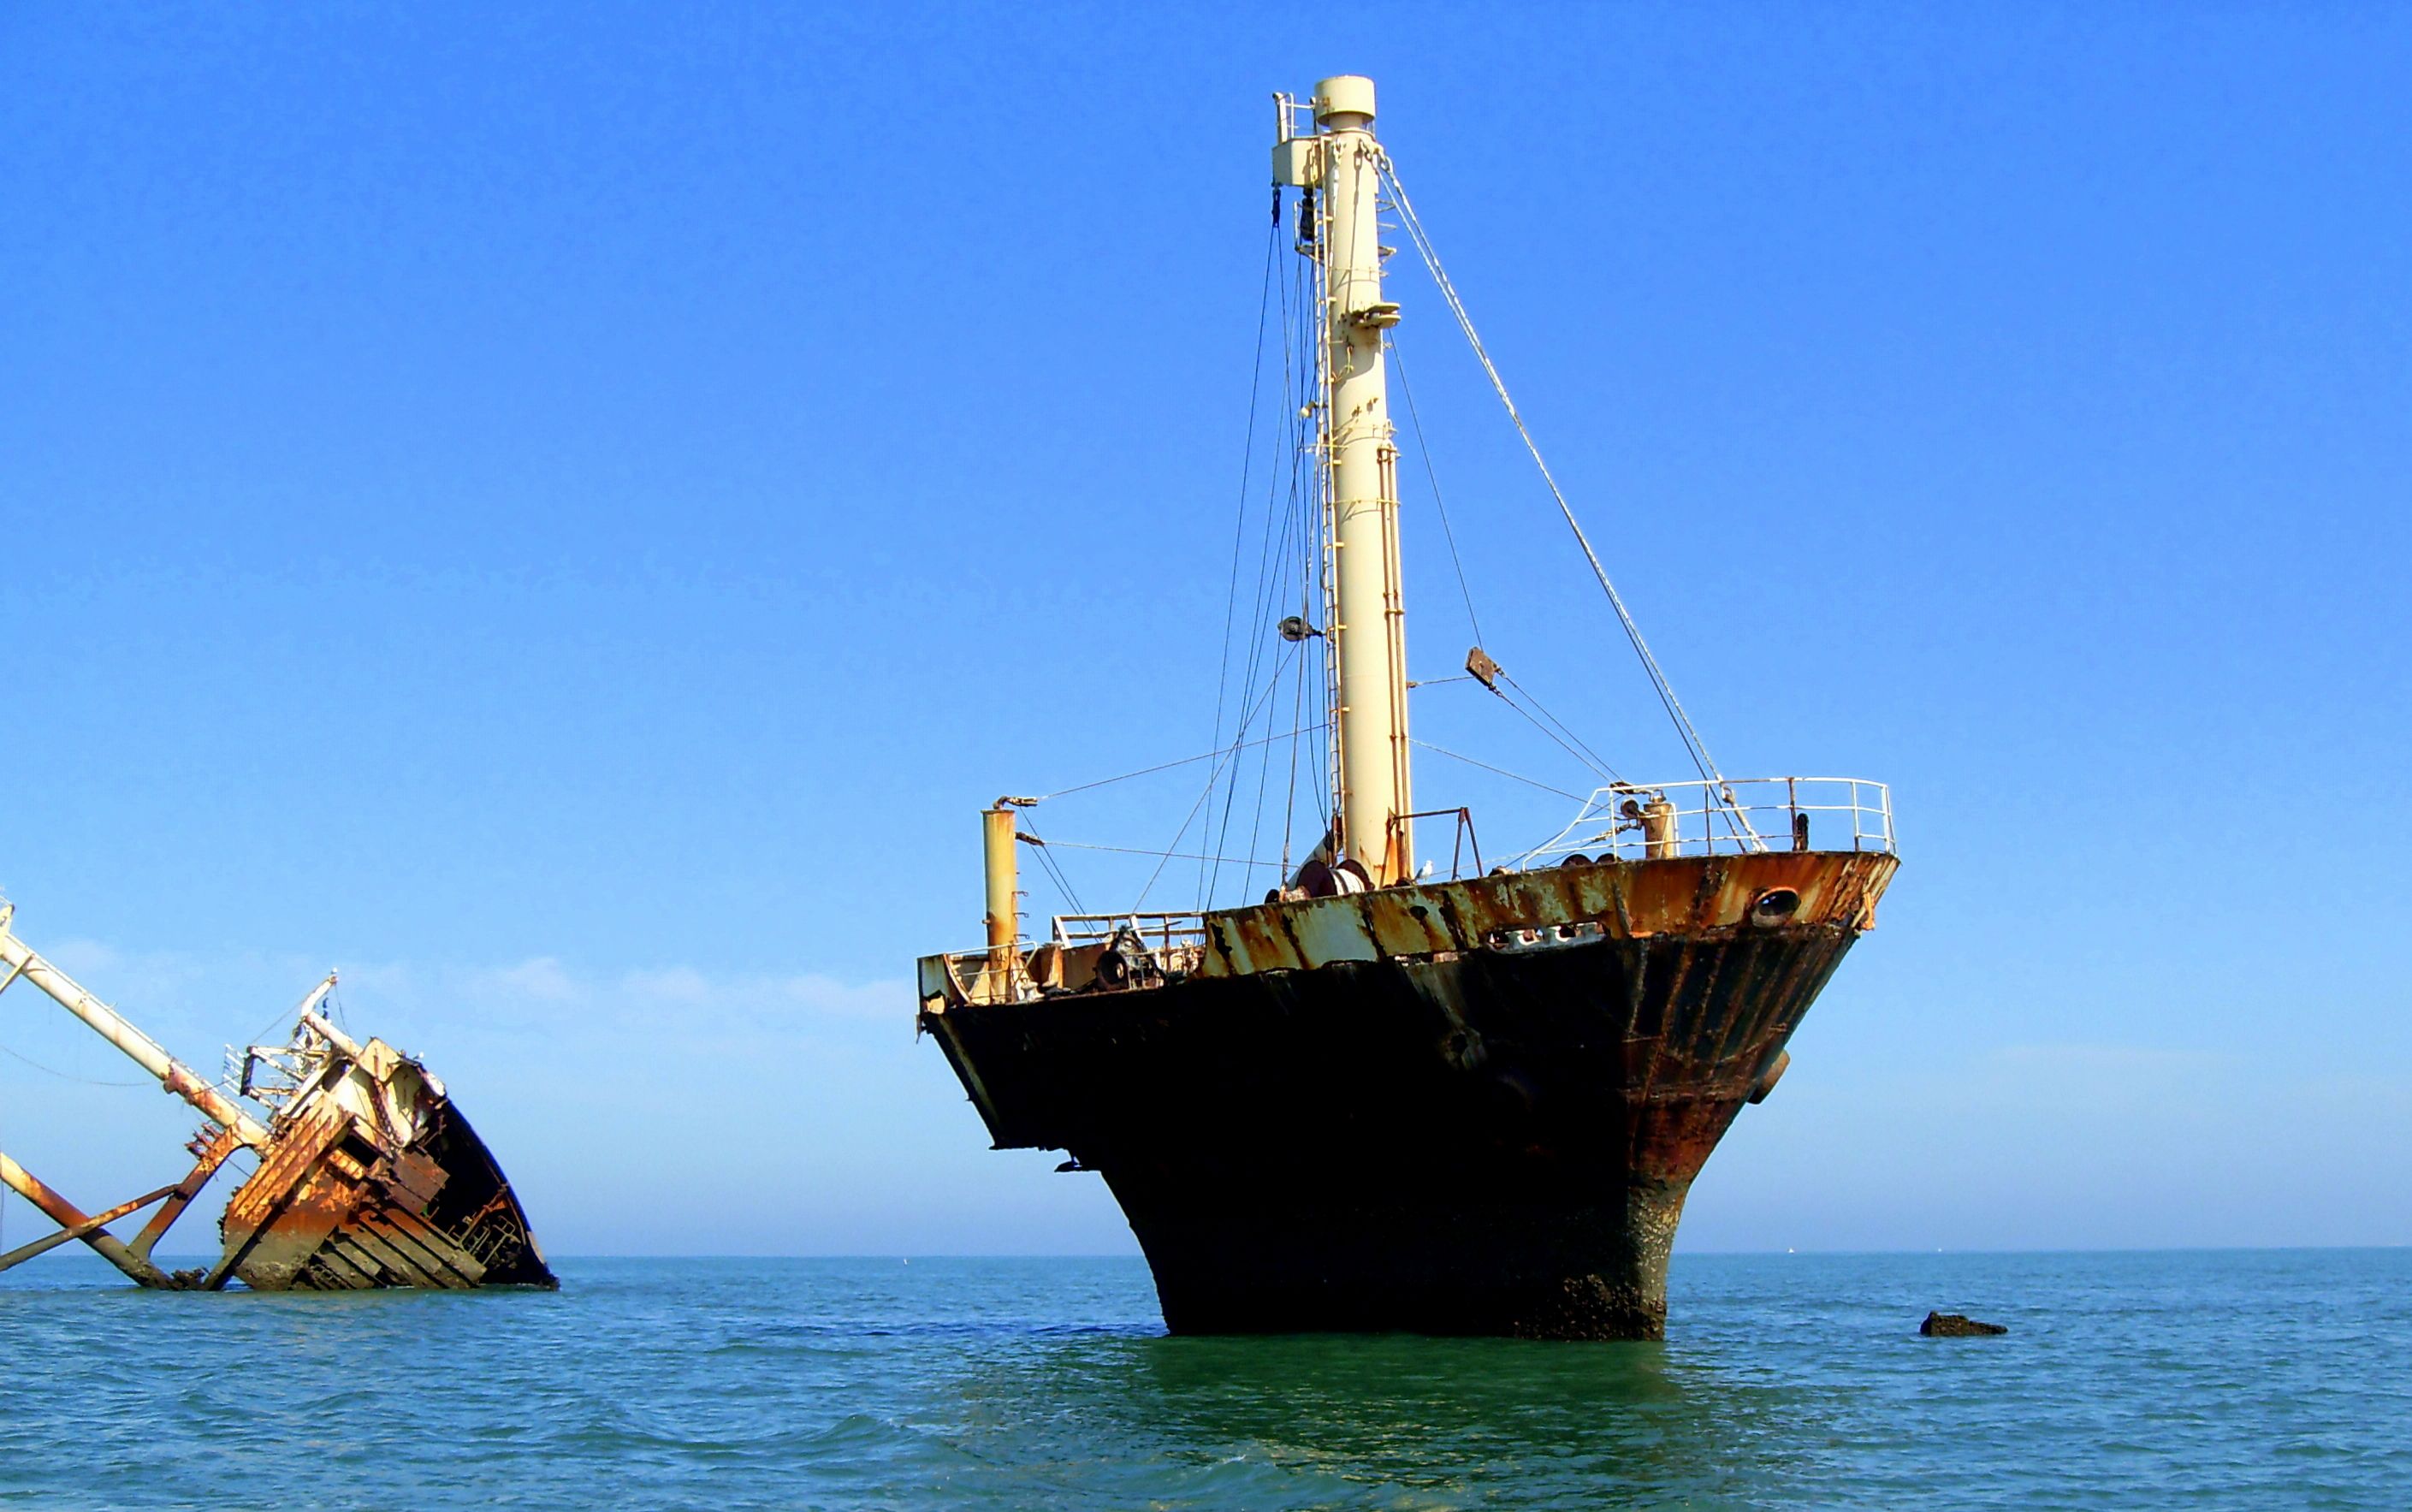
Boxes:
[1206,423,1307,904]
[1388,336,1485,649]
[1411,740,1588,803]
[1021,675,1316,916]
[0,1037,151,1088]
[1202,209,1345,910]
[1497,672,1624,785]
[1214,222,1332,903]
[1137,643,1300,910]
[1378,156,1763,848]
[1281,238,1334,877]
[1016,814,1086,916]
[1482,680,1618,786]
[1244,442,1328,899]
[1199,210,1287,905]
[1034,722,1329,803]
[1038,840,1288,872]
[1399,334,1623,792]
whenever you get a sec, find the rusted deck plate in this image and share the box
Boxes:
[217,1093,554,1290]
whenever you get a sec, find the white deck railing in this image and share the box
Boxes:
[1046,912,1211,952]
[1511,777,1893,867]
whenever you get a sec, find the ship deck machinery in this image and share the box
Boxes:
[921,781,1897,1340]
[0,902,553,1290]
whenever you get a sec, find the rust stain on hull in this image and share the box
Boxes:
[921,851,1897,1338]
[212,1016,554,1290]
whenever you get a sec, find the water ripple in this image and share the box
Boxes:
[0,1251,2403,1509]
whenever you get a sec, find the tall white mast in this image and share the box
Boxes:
[1279,75,1413,885]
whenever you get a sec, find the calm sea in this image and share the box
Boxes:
[1,1249,2403,1509]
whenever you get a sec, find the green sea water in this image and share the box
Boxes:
[1,1249,2404,1509]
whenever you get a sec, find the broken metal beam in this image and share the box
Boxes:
[127,1125,242,1263]
[0,1178,183,1274]
[0,1151,175,1288]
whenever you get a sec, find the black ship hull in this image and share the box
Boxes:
[920,850,1896,1339]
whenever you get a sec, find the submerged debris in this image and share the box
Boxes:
[1921,1311,2009,1337]
[0,901,553,1291]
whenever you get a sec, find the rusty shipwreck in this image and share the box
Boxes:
[0,901,553,1290]
[916,76,1897,1339]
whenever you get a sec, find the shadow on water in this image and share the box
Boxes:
[940,1326,1831,1508]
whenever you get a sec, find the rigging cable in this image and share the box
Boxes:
[1298,216,1336,854]
[1387,337,1485,647]
[1041,841,1286,871]
[1016,814,1086,916]
[1400,330,1627,791]
[1412,739,1588,803]
[1199,208,1285,906]
[1479,680,1617,785]
[1283,220,1334,878]
[1497,672,1624,784]
[1205,203,1330,909]
[0,1038,150,1088]
[1034,723,1327,803]
[1266,229,1329,892]
[1206,430,1305,903]
[1137,643,1298,910]
[1236,637,1289,893]
[1378,156,1761,846]
[1020,705,1324,914]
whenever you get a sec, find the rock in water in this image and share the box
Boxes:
[1921,1311,2007,1337]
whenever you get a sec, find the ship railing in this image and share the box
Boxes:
[930,914,1212,1005]
[1509,777,1894,868]
[1047,912,1210,952]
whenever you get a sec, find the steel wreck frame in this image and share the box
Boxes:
[0,901,551,1290]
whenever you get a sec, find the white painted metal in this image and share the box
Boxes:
[1048,911,1209,949]
[1271,137,1318,188]
[1510,778,1897,868]
[1304,75,1413,884]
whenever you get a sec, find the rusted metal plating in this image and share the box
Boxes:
[0,905,552,1291]
[921,848,1890,1013]
[210,1011,554,1290]
[916,849,1898,1338]
[922,849,1893,1149]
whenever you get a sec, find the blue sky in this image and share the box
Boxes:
[1,3,2405,1258]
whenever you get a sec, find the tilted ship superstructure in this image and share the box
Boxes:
[916,77,1897,1339]
[0,902,552,1290]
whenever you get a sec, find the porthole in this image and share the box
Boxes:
[1749,887,1801,927]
